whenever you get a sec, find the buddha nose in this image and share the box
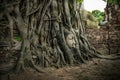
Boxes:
[72,40,76,48]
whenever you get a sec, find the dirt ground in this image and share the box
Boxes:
[1,58,120,80]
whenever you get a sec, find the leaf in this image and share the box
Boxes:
[102,0,107,2]
[108,0,119,4]
[92,10,104,22]
[77,0,83,3]
[15,36,22,42]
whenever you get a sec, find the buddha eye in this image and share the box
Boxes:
[71,36,74,39]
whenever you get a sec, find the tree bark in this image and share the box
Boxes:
[0,0,101,72]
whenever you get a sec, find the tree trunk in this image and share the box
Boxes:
[0,0,99,73]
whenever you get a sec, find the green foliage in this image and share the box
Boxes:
[102,0,107,2]
[15,36,22,41]
[108,0,119,4]
[92,10,104,22]
[77,0,83,3]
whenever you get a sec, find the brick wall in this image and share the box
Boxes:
[86,26,120,54]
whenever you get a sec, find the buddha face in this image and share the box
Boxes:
[66,34,76,48]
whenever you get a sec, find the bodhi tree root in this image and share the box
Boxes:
[0,0,120,73]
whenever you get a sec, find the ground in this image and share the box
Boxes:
[1,58,120,80]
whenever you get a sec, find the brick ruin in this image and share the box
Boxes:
[86,26,120,55]
[86,1,120,55]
